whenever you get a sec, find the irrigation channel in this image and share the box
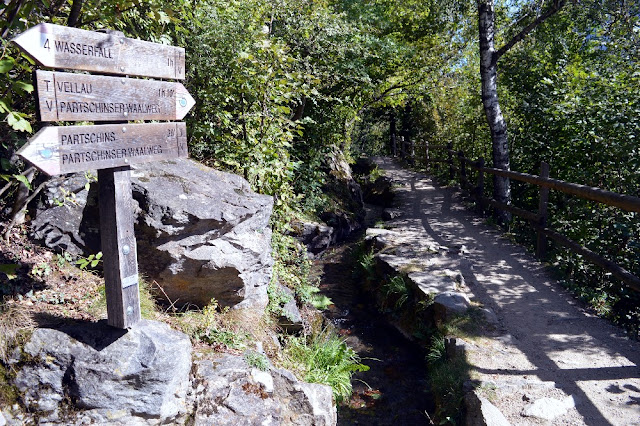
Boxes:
[312,206,435,425]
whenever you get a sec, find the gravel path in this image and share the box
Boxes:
[374,157,640,425]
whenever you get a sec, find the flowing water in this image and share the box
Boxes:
[313,224,435,425]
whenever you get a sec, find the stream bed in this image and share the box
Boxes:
[312,239,435,425]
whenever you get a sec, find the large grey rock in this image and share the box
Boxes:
[318,149,365,243]
[465,391,511,426]
[273,284,303,333]
[31,158,274,310]
[521,396,576,421]
[290,220,334,255]
[194,355,336,426]
[433,291,471,320]
[131,159,273,310]
[14,320,192,424]
[30,173,101,257]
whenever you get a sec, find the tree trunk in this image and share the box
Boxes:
[390,114,397,156]
[478,0,511,223]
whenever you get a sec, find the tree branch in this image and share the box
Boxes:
[0,180,13,199]
[1,0,26,39]
[2,178,47,241]
[67,0,84,27]
[495,0,566,60]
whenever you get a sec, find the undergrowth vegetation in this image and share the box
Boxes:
[422,309,492,423]
[282,328,369,403]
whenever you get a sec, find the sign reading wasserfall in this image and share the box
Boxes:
[13,23,185,80]
[36,70,195,122]
[17,122,188,176]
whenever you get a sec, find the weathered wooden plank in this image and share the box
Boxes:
[13,23,185,79]
[99,166,141,328]
[17,122,188,176]
[481,166,640,213]
[35,70,195,122]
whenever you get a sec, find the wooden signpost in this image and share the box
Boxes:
[14,23,195,329]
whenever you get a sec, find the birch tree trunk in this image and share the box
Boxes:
[478,0,511,223]
[477,0,566,224]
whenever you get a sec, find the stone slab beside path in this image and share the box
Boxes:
[371,157,640,425]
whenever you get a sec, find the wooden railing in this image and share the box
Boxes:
[397,142,640,293]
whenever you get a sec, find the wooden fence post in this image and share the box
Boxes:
[99,166,141,328]
[448,142,454,180]
[391,133,397,157]
[458,150,466,190]
[536,161,550,259]
[475,157,485,212]
[410,138,415,165]
[425,139,430,173]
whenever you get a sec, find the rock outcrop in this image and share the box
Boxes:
[7,322,337,426]
[193,354,336,425]
[290,149,366,255]
[30,159,274,310]
[12,320,192,425]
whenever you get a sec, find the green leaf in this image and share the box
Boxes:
[6,112,32,132]
[12,80,34,94]
[75,258,90,269]
[13,173,32,190]
[0,264,19,280]
[0,58,14,73]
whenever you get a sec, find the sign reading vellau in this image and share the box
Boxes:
[35,70,195,122]
[13,23,185,79]
[13,23,196,329]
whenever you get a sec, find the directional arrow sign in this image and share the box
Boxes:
[36,70,195,122]
[17,122,188,176]
[13,23,185,79]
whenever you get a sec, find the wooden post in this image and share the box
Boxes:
[425,140,430,173]
[390,115,397,156]
[536,161,550,259]
[400,136,406,159]
[410,138,415,165]
[99,166,141,328]
[458,150,466,190]
[391,134,397,156]
[448,142,454,180]
[476,157,485,212]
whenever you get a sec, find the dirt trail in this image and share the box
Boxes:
[374,157,640,425]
